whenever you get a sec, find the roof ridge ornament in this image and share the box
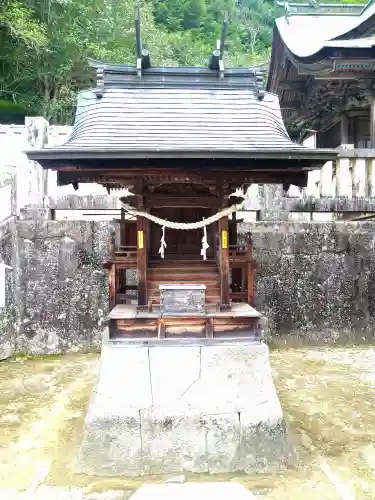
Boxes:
[94,67,104,98]
[208,12,228,78]
[255,70,265,100]
[135,6,151,78]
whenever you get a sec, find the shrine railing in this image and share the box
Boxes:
[113,245,137,260]
[287,149,375,200]
[221,241,256,305]
[229,244,250,262]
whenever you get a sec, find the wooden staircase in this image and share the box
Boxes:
[107,258,264,340]
[147,259,220,308]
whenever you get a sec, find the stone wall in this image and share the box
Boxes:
[0,217,18,359]
[239,221,375,343]
[0,218,116,357]
[2,217,375,356]
[16,220,114,354]
[0,172,17,360]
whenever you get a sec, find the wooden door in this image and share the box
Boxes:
[120,221,137,246]
[150,207,211,259]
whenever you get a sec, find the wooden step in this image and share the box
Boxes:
[149,289,219,296]
[148,274,219,278]
[148,282,220,288]
[148,277,220,284]
[148,269,219,275]
[149,260,217,265]
[148,282,220,289]
[148,260,221,307]
[148,267,218,274]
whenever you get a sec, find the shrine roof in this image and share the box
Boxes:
[273,0,375,63]
[26,64,336,163]
[267,1,375,131]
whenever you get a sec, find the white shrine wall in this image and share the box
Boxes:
[0,120,128,217]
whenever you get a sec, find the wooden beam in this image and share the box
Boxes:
[57,168,311,189]
[347,108,370,118]
[146,195,219,208]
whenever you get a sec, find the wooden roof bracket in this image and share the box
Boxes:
[135,6,151,78]
[255,69,265,101]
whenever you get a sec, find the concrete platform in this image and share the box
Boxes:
[77,329,294,476]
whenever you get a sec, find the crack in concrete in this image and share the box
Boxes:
[139,347,203,412]
[147,347,154,406]
[178,346,202,399]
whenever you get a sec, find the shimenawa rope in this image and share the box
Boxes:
[122,188,247,259]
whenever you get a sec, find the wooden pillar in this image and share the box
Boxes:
[370,101,375,148]
[247,237,254,305]
[137,215,148,307]
[340,114,349,145]
[108,263,116,310]
[232,211,237,245]
[136,181,148,308]
[120,221,126,246]
[219,191,230,309]
[110,227,116,257]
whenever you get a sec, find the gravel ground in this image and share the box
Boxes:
[1,346,375,499]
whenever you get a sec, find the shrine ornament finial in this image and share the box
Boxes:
[135,5,151,76]
[208,11,228,77]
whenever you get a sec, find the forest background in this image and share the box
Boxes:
[0,0,368,124]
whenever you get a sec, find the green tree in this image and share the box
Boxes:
[3,0,339,125]
[183,0,206,29]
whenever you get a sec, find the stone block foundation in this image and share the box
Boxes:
[77,330,294,476]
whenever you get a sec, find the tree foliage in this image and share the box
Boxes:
[0,0,367,124]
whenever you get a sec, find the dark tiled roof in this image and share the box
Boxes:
[26,64,337,163]
[57,87,301,152]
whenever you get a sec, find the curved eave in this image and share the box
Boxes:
[26,147,338,162]
[335,1,375,40]
[287,42,375,65]
[266,25,281,93]
[273,6,375,65]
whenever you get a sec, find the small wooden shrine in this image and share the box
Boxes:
[268,1,375,146]
[28,10,337,341]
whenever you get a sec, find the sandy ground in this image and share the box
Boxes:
[1,347,375,498]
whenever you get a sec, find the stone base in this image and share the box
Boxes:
[77,330,294,476]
